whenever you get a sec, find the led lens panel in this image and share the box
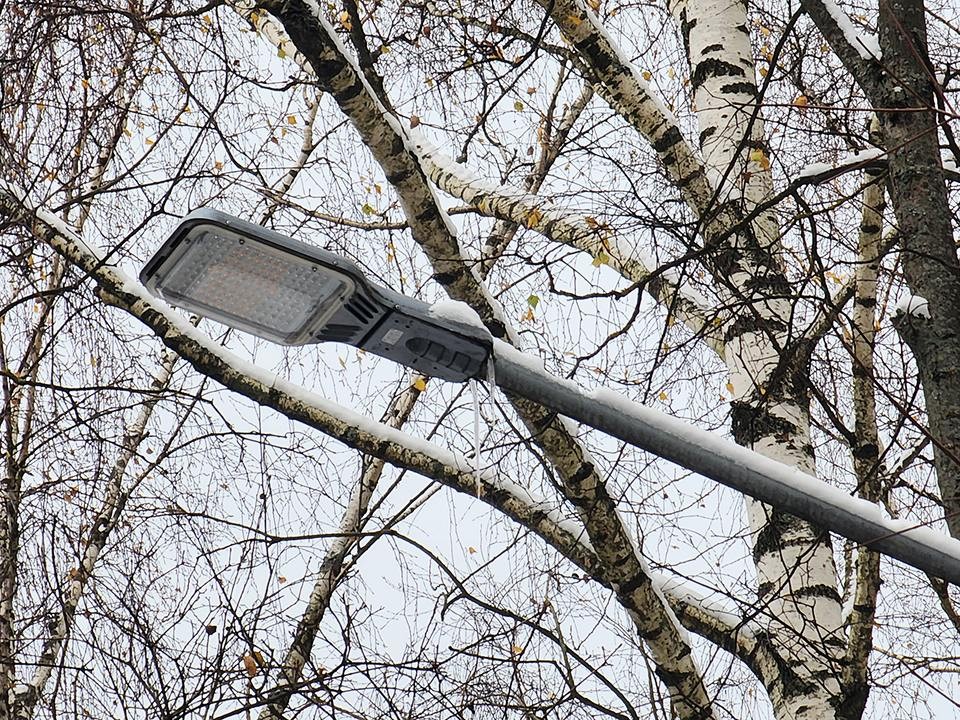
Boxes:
[153,226,354,345]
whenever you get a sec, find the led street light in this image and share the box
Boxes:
[141,209,491,382]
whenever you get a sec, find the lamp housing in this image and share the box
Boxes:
[140,209,491,382]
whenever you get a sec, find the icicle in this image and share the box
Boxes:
[471,378,481,497]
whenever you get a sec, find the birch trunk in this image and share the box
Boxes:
[671,1,845,716]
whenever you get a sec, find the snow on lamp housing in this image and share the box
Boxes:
[140,209,492,382]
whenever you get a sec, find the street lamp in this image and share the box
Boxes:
[140,208,492,382]
[141,209,960,585]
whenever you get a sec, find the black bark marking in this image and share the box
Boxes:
[718,81,757,97]
[690,58,745,91]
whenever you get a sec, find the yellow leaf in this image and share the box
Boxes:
[213,161,223,170]
[242,654,258,677]
[667,67,675,79]
[759,25,771,37]
[749,148,770,171]
[513,100,524,111]
[725,381,735,394]
[525,207,543,227]
[81,78,90,89]
[793,94,809,107]
[592,251,609,267]
[202,14,212,25]
[511,644,524,655]
[145,138,155,146]
[588,0,600,11]
[277,46,287,59]
[641,70,652,81]
[409,114,420,129]
[467,546,477,554]
[658,391,668,401]
[759,66,768,77]
[253,651,265,667]
[566,13,582,26]
[413,377,427,392]
[286,114,297,125]
[338,11,352,30]
[526,86,537,95]
[278,575,286,583]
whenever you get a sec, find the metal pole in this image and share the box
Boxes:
[492,346,960,585]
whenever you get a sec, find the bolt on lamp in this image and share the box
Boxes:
[140,209,491,382]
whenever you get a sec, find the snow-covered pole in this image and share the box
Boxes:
[490,341,960,585]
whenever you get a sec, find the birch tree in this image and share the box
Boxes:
[1,1,959,720]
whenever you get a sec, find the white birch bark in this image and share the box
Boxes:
[246,4,717,716]
[479,81,594,272]
[838,125,887,720]
[258,381,423,719]
[534,0,717,217]
[667,0,780,252]
[671,1,846,714]
[12,351,178,720]
[538,2,847,717]
[414,140,726,356]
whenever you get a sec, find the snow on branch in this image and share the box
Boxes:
[893,293,931,320]
[818,0,881,60]
[796,149,960,186]
[535,0,717,218]
[796,147,885,182]
[800,0,883,103]
[414,137,726,355]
